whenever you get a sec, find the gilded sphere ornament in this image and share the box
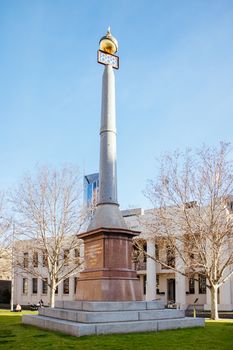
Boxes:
[99,27,118,54]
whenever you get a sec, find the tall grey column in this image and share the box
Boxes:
[88,56,126,230]
[99,64,118,205]
[75,29,142,302]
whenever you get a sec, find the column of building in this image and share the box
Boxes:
[175,239,186,309]
[205,268,233,311]
[146,239,157,301]
[219,273,233,310]
[38,252,45,304]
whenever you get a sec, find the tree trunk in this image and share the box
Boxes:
[49,288,55,308]
[210,285,219,320]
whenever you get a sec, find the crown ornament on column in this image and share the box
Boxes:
[98,28,119,69]
[99,27,118,54]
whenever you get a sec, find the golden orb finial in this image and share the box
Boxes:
[99,28,118,54]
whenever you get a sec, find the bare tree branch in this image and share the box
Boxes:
[12,166,89,307]
[144,142,233,320]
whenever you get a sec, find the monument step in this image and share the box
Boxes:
[22,314,204,337]
[54,300,165,311]
[22,314,95,337]
[39,307,184,323]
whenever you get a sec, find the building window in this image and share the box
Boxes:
[63,278,69,294]
[143,275,147,295]
[166,246,175,268]
[33,252,38,267]
[156,275,159,288]
[32,278,38,294]
[42,278,48,294]
[64,250,69,266]
[189,278,195,294]
[198,275,206,294]
[74,248,80,263]
[55,279,58,294]
[43,251,48,267]
[22,278,28,294]
[155,244,159,260]
[23,253,29,268]
[143,244,147,263]
[74,277,78,294]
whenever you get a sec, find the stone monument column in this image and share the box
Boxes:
[76,29,142,301]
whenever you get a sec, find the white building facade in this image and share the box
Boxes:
[13,208,233,311]
[123,208,233,311]
[13,239,84,307]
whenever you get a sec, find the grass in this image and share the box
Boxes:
[0,310,232,350]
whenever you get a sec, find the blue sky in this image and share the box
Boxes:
[0,0,233,209]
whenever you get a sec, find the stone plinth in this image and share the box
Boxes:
[76,227,142,301]
[22,301,205,337]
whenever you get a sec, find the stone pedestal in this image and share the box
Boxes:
[22,300,205,337]
[76,227,142,301]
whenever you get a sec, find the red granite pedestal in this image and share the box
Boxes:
[76,227,142,301]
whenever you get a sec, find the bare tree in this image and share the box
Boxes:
[142,142,233,320]
[0,192,12,279]
[12,166,88,307]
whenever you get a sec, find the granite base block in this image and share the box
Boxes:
[22,301,205,337]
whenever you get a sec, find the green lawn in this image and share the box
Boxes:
[0,310,232,350]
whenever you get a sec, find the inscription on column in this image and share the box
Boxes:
[85,240,103,268]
